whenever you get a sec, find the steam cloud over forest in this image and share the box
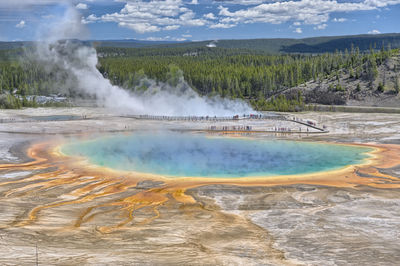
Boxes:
[30,4,253,116]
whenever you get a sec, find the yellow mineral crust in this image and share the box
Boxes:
[0,139,399,233]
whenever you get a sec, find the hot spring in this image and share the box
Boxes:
[61,132,373,178]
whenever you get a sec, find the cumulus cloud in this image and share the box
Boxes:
[216,0,400,29]
[76,3,88,10]
[203,13,217,20]
[15,20,25,28]
[333,17,347,22]
[209,23,236,29]
[314,24,327,30]
[6,0,400,36]
[77,0,400,33]
[294,27,302,34]
[85,0,208,33]
[214,0,264,5]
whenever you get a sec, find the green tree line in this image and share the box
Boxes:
[0,45,397,110]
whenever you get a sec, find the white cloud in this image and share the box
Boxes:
[368,29,381,34]
[217,0,400,29]
[294,27,302,34]
[80,0,400,33]
[314,24,327,30]
[85,0,208,33]
[165,25,180,30]
[203,13,216,20]
[216,0,264,5]
[7,0,400,36]
[76,3,88,10]
[120,22,159,34]
[210,23,236,29]
[333,18,347,22]
[15,20,25,28]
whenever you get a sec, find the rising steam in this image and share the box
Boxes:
[206,40,218,48]
[31,4,254,116]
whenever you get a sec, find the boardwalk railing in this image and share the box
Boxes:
[121,114,286,122]
[0,113,328,133]
[122,114,328,133]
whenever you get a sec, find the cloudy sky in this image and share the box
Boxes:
[1,0,400,41]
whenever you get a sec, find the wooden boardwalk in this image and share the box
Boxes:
[0,113,328,134]
[124,114,328,134]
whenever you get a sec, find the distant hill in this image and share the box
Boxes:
[1,33,400,54]
[0,40,180,50]
[0,41,34,50]
[159,34,400,53]
[94,33,400,54]
[91,39,183,48]
[280,34,400,53]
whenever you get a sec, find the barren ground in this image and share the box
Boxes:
[0,108,399,265]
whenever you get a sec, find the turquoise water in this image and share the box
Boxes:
[61,132,372,178]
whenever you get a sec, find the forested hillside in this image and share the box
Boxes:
[0,43,398,111]
[281,49,400,108]
[97,46,398,111]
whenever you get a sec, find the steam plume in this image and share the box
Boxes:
[206,40,218,48]
[32,4,254,116]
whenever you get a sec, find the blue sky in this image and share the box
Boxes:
[1,0,400,42]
